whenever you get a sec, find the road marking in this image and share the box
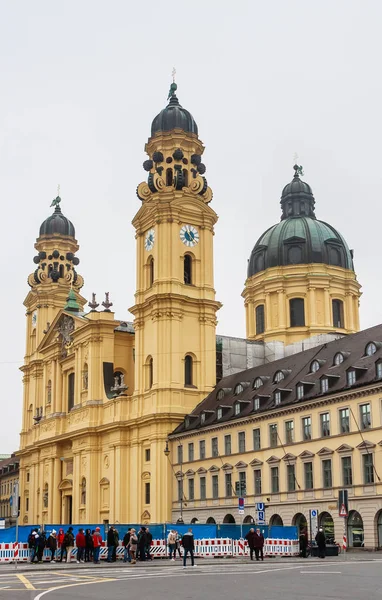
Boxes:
[33,577,117,600]
[16,573,36,590]
[300,571,342,574]
[49,570,104,580]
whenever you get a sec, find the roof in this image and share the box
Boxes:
[0,454,19,476]
[151,93,198,137]
[39,203,75,238]
[172,324,382,436]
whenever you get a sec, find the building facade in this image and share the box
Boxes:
[0,455,20,526]
[169,325,382,549]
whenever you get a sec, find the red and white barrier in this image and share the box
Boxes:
[233,538,299,557]
[195,538,232,557]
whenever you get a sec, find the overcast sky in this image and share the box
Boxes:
[1,0,381,453]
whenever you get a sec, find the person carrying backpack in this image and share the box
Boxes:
[92,527,103,564]
[37,530,46,562]
[62,527,74,563]
[28,529,38,563]
[46,530,57,563]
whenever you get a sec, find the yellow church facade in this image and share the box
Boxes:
[18,82,371,536]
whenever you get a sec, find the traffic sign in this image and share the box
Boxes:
[256,502,264,511]
[339,503,348,517]
[238,497,245,511]
[338,490,349,514]
[238,509,245,515]
[257,510,265,524]
[310,508,319,534]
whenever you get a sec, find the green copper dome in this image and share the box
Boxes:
[247,166,354,277]
[151,86,198,137]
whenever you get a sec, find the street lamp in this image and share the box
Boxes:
[164,439,184,524]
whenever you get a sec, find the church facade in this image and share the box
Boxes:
[18,83,369,535]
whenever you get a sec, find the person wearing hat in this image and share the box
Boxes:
[92,527,103,564]
[46,530,57,563]
[315,527,326,559]
[128,529,138,564]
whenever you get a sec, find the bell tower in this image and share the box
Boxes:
[129,83,221,521]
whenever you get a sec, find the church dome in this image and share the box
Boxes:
[247,166,354,277]
[151,84,198,137]
[39,199,75,238]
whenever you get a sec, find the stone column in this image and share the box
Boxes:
[323,288,330,327]
[277,290,286,330]
[308,287,316,326]
[265,293,271,331]
[346,293,354,331]
[52,457,62,523]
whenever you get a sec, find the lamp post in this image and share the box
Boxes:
[164,440,184,524]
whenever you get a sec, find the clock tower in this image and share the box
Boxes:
[129,83,221,521]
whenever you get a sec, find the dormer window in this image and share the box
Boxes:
[234,402,241,416]
[217,407,223,420]
[201,413,206,424]
[321,377,329,393]
[274,391,281,405]
[253,377,263,390]
[347,369,356,386]
[234,383,244,396]
[185,416,190,428]
[217,389,225,401]
[376,361,382,379]
[365,342,378,356]
[334,352,344,366]
[296,384,304,400]
[310,360,320,373]
[274,370,284,384]
[253,397,260,411]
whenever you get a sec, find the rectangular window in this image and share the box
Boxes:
[234,403,241,416]
[253,397,260,411]
[342,456,353,486]
[270,424,278,448]
[332,299,344,328]
[225,472,232,497]
[271,466,279,493]
[274,391,281,405]
[199,440,206,459]
[290,298,305,327]
[302,416,312,441]
[145,449,151,462]
[376,362,382,379]
[239,471,247,496]
[177,445,183,464]
[26,472,30,483]
[254,469,262,495]
[321,378,329,393]
[320,413,330,437]
[145,482,150,504]
[339,408,350,433]
[256,305,265,335]
[212,474,219,499]
[188,479,195,500]
[287,464,296,492]
[296,384,304,400]
[285,420,294,444]
[25,497,29,512]
[212,437,219,457]
[238,431,246,453]
[253,428,261,450]
[224,434,232,455]
[363,454,374,484]
[304,462,313,489]
[322,459,332,488]
[68,372,75,411]
[188,443,194,462]
[347,370,356,386]
[360,403,371,430]
[200,476,206,500]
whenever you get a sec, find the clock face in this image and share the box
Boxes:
[144,228,155,251]
[32,310,37,328]
[180,225,199,247]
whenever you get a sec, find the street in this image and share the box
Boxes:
[0,557,381,600]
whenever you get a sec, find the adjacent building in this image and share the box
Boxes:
[0,455,20,526]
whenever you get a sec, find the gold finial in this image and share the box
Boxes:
[172,67,176,83]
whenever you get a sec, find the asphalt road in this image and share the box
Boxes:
[1,558,382,600]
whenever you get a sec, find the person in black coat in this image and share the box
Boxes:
[107,527,115,562]
[299,528,308,558]
[137,527,147,561]
[85,529,93,562]
[145,527,153,560]
[253,529,265,561]
[181,528,195,567]
[315,528,326,558]
[245,528,256,561]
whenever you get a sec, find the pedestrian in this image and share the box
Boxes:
[64,527,75,563]
[123,528,132,563]
[137,527,147,561]
[175,531,182,559]
[129,529,138,564]
[253,528,265,561]
[57,528,65,562]
[112,526,119,562]
[85,529,93,562]
[315,527,326,559]
[92,527,103,564]
[46,530,57,563]
[36,530,46,563]
[146,527,153,560]
[76,528,86,563]
[107,526,115,562]
[167,529,176,561]
[181,528,195,568]
[28,529,38,563]
[245,528,256,561]
[299,527,308,558]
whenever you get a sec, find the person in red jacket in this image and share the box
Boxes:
[57,529,65,562]
[92,527,103,564]
[76,529,86,563]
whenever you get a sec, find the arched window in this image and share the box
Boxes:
[332,299,344,328]
[255,305,265,335]
[273,370,284,383]
[166,168,173,186]
[47,380,52,404]
[269,514,283,526]
[68,373,75,411]
[289,298,305,327]
[216,389,225,401]
[348,510,364,547]
[81,477,86,505]
[185,355,193,386]
[183,169,188,187]
[253,377,263,390]
[59,264,64,278]
[184,254,192,285]
[234,383,244,396]
[206,517,216,524]
[148,257,154,287]
[82,364,88,390]
[146,357,153,390]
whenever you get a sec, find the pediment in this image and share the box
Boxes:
[196,467,207,474]
[221,463,233,471]
[282,453,297,462]
[317,447,334,456]
[175,471,184,479]
[208,465,220,472]
[266,455,281,464]
[336,444,354,453]
[58,478,73,490]
[284,235,307,243]
[356,440,376,450]
[235,461,248,469]
[37,309,87,354]
[184,469,195,477]
[249,458,263,467]
[298,450,315,459]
